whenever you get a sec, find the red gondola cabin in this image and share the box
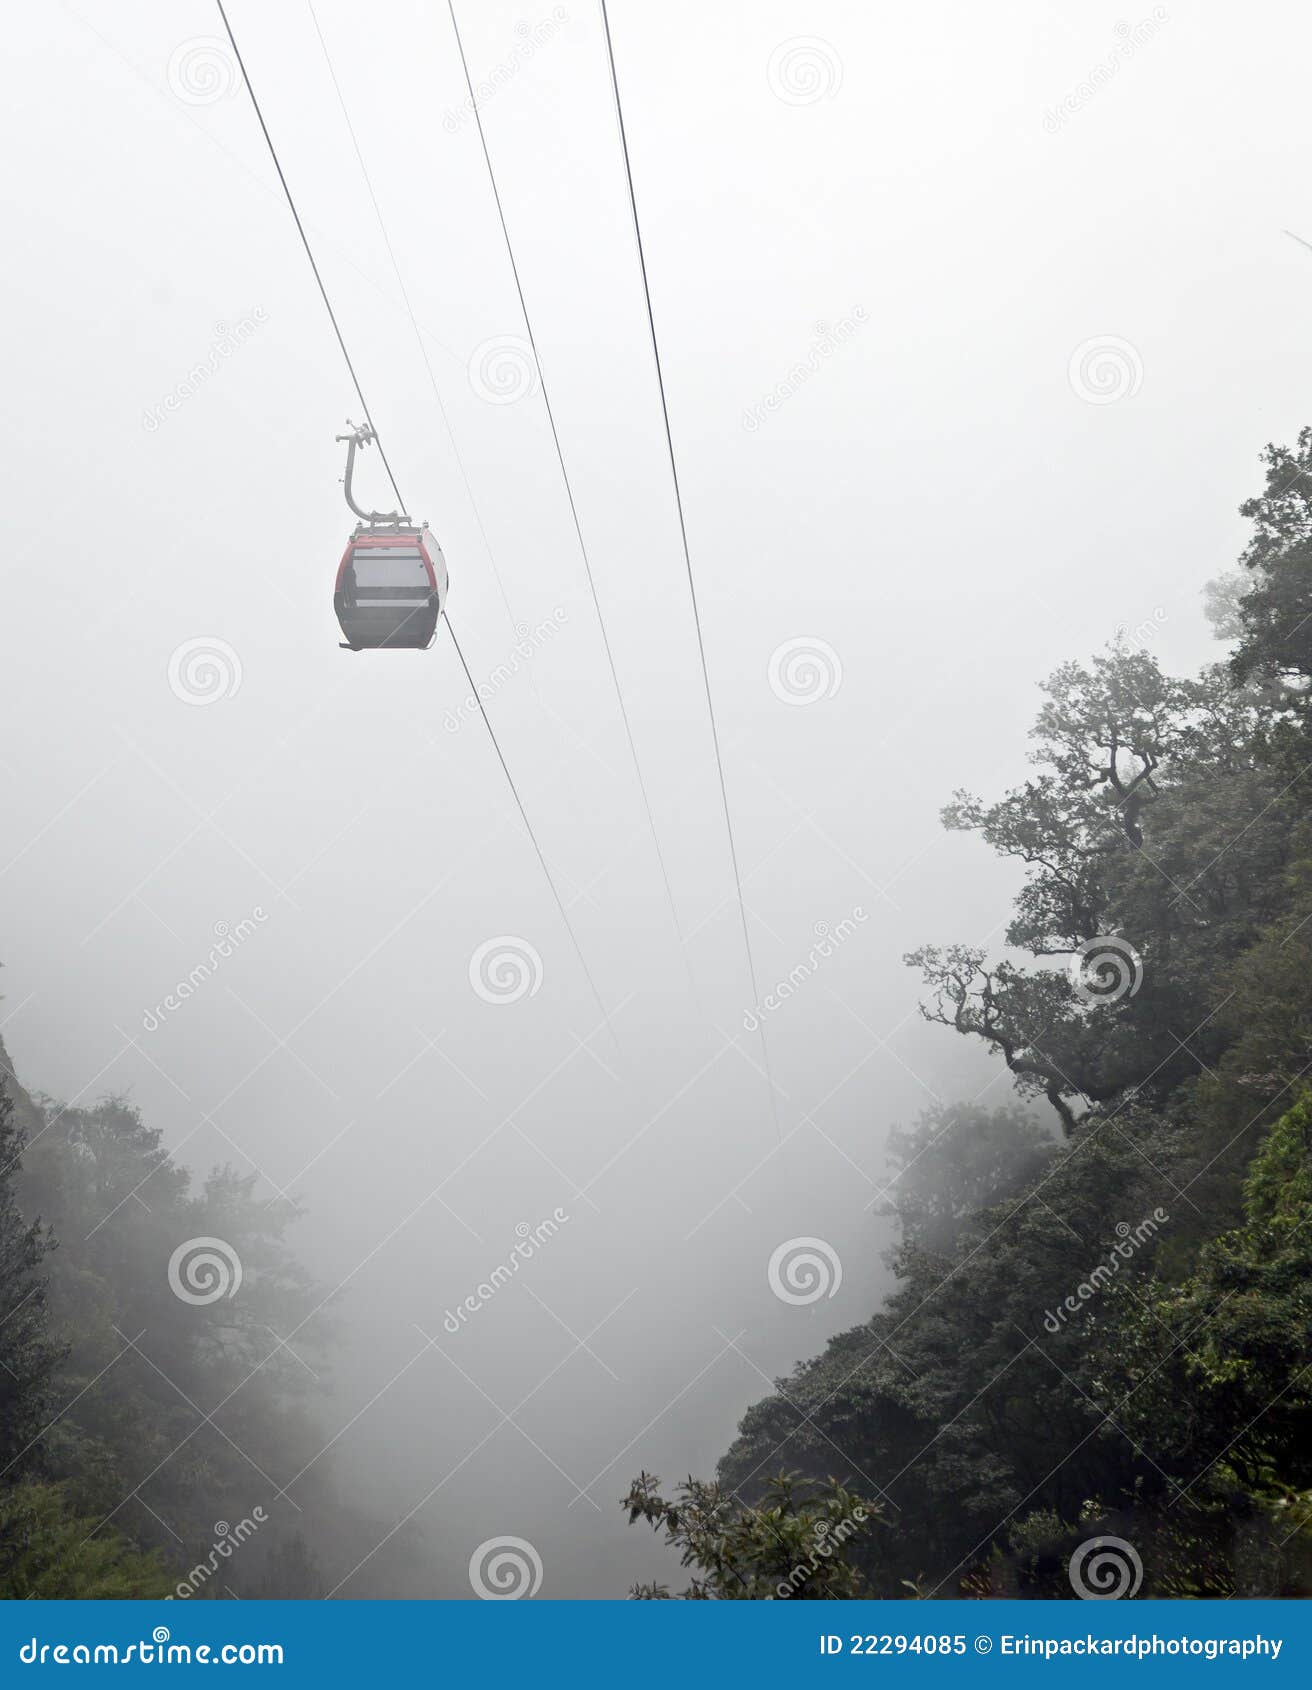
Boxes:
[333,524,448,651]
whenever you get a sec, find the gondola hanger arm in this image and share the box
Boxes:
[336,420,408,525]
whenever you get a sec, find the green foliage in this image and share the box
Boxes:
[0,1026,438,1598]
[623,1471,879,1599]
[0,1074,61,1477]
[1230,426,1312,705]
[13,1090,328,1576]
[670,428,1312,1599]
[0,1481,171,1598]
[880,1102,1056,1256]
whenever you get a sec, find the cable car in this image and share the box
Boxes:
[332,423,448,651]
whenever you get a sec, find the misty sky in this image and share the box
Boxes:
[3,0,1311,1597]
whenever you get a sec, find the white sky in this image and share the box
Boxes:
[2,0,1311,1597]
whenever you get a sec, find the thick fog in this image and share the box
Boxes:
[3,0,1310,1597]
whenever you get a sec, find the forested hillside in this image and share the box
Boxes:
[0,1036,429,1598]
[625,430,1312,1599]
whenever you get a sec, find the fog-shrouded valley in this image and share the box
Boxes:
[3,0,1312,1607]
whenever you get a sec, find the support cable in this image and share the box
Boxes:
[215,0,619,1051]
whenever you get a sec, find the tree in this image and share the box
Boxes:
[0,1482,170,1598]
[0,1074,61,1478]
[909,645,1274,1130]
[1230,426,1312,706]
[706,430,1312,1598]
[880,1102,1055,1255]
[622,1472,879,1599]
